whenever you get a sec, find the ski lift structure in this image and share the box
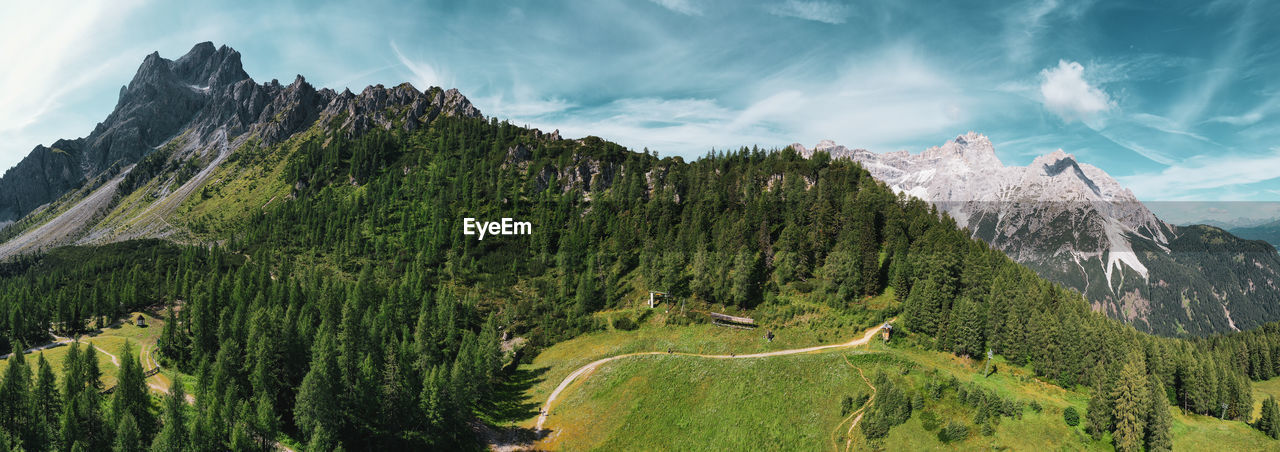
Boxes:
[648,290,669,309]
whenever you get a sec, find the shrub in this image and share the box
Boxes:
[1063,407,1080,426]
[981,422,996,437]
[937,422,969,443]
[1030,401,1043,413]
[611,316,638,331]
[842,396,855,416]
[920,411,941,431]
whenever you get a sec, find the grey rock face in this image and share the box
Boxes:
[0,42,484,224]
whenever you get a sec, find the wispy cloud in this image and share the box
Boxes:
[766,1,852,24]
[1118,148,1280,200]
[1039,60,1113,125]
[496,46,981,156]
[1206,95,1280,126]
[1093,129,1177,166]
[1169,0,1255,126]
[648,0,702,16]
[0,0,146,167]
[390,41,447,91]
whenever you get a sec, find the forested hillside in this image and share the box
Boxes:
[0,105,1275,450]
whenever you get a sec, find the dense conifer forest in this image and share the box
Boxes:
[0,114,1277,450]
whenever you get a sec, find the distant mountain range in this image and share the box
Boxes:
[1231,219,1280,248]
[794,134,1280,336]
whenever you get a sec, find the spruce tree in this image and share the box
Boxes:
[33,353,60,451]
[294,324,340,447]
[1110,358,1149,452]
[1258,396,1280,439]
[889,248,910,300]
[730,251,763,307]
[0,345,32,449]
[1085,379,1111,440]
[110,341,155,442]
[1145,374,1172,452]
[151,379,188,452]
[112,414,139,452]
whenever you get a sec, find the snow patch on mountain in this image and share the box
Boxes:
[796,132,1171,293]
[1104,217,1148,283]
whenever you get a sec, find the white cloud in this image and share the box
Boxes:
[391,41,447,91]
[648,0,702,16]
[1039,60,1113,124]
[767,1,851,24]
[494,47,980,158]
[1118,148,1280,200]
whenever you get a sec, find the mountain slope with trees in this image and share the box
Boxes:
[0,43,1277,450]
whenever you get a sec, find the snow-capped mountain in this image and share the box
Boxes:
[794,133,1280,336]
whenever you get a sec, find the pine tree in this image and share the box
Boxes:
[1257,396,1280,439]
[573,272,598,314]
[903,277,944,337]
[1145,374,1172,452]
[889,248,910,300]
[150,379,189,452]
[1085,379,1111,440]
[1110,357,1149,452]
[730,251,763,307]
[420,364,449,436]
[110,341,155,442]
[33,353,60,451]
[0,345,32,449]
[112,414,140,452]
[294,324,340,446]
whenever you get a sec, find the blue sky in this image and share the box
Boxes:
[2,0,1280,218]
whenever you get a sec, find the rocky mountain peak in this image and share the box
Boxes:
[0,42,486,225]
[923,132,1001,168]
[171,42,248,90]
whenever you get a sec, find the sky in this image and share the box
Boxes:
[2,0,1280,222]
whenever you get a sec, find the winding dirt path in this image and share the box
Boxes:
[841,357,875,452]
[535,320,893,433]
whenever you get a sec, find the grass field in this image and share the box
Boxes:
[0,311,183,394]
[522,319,1280,451]
[518,309,882,422]
[541,352,887,451]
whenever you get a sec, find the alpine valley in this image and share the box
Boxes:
[4,42,1280,452]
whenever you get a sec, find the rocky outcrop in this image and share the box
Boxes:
[0,139,85,220]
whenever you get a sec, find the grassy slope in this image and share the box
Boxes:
[544,352,882,451]
[522,319,1280,451]
[0,311,187,395]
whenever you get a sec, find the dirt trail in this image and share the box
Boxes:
[89,343,120,366]
[535,319,893,433]
[0,334,74,359]
[840,357,875,452]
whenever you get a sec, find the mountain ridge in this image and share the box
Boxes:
[0,42,482,257]
[793,134,1280,335]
